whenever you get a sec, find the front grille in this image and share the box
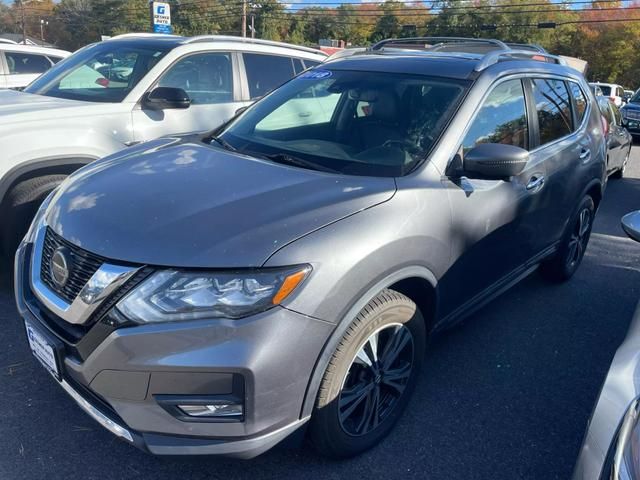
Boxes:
[41,227,105,303]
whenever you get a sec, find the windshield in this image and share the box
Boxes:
[220,69,466,177]
[24,42,172,103]
[629,91,640,104]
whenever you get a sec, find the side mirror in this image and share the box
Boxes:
[143,87,191,110]
[622,211,640,243]
[464,143,529,179]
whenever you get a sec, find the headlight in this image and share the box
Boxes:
[116,266,311,323]
[610,398,640,480]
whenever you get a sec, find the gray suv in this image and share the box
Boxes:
[15,38,607,459]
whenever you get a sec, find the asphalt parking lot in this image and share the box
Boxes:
[1,149,639,480]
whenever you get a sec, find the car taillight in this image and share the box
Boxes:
[602,115,609,136]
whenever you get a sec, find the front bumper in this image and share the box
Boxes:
[15,241,333,458]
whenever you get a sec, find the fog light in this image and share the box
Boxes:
[178,403,243,418]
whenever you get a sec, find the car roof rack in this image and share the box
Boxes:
[505,42,547,53]
[183,35,327,56]
[370,37,510,52]
[474,50,566,71]
[368,36,566,71]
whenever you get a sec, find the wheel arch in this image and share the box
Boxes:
[0,156,96,210]
[299,266,438,419]
[584,178,603,211]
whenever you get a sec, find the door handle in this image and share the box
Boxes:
[526,174,545,192]
[579,149,591,161]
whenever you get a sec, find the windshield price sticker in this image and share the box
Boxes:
[301,70,332,80]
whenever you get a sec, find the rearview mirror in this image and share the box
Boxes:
[143,87,191,111]
[622,211,640,243]
[464,143,529,179]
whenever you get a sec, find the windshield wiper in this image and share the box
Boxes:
[263,153,339,174]
[210,136,237,152]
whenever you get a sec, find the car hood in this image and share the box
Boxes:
[622,102,640,112]
[45,137,396,267]
[0,89,92,124]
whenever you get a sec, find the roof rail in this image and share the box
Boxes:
[504,42,547,53]
[475,49,567,71]
[183,35,327,56]
[371,37,509,51]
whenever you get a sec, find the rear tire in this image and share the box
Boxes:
[540,195,595,283]
[0,175,66,257]
[308,289,426,458]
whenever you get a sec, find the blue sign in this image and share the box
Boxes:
[152,2,172,34]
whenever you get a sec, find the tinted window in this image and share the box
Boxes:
[48,56,63,64]
[243,53,295,99]
[293,58,305,75]
[159,52,233,105]
[304,60,321,68]
[5,52,50,74]
[463,79,528,152]
[532,79,572,145]
[569,82,587,125]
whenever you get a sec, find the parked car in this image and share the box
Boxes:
[0,43,70,89]
[621,90,640,138]
[590,82,626,107]
[597,96,632,178]
[573,211,640,480]
[15,37,607,459]
[624,89,635,104]
[0,34,326,257]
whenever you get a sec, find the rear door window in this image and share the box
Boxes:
[531,79,573,146]
[243,53,296,99]
[5,51,51,74]
[462,79,528,152]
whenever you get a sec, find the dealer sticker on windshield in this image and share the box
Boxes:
[300,70,332,80]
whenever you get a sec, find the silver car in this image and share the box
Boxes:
[15,37,607,459]
[573,211,640,480]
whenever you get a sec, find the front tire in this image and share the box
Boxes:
[308,289,426,458]
[540,195,595,282]
[0,175,66,257]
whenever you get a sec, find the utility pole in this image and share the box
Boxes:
[250,13,255,39]
[40,19,48,42]
[19,0,27,44]
[242,0,247,38]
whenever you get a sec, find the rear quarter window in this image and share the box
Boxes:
[531,79,573,146]
[568,82,587,126]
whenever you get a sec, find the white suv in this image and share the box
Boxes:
[0,34,326,255]
[0,44,70,89]
[589,82,625,107]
